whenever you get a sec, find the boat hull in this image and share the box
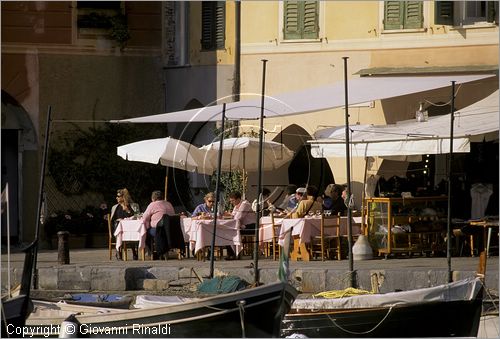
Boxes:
[282,294,482,337]
[24,282,297,338]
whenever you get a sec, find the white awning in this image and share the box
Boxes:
[113,74,493,123]
[310,90,499,158]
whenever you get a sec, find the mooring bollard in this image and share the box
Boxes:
[57,231,70,265]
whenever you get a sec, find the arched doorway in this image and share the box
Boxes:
[1,91,38,244]
[277,124,334,193]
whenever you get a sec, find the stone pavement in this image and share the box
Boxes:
[1,248,498,295]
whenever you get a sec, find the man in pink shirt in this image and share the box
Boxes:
[142,190,175,238]
[229,191,256,228]
[225,191,256,260]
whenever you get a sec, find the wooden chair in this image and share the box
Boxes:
[149,214,185,260]
[108,213,126,260]
[267,213,280,261]
[310,214,341,261]
[107,214,117,260]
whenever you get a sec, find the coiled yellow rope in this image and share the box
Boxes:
[313,287,373,299]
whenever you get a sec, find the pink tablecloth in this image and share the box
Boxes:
[182,218,242,255]
[180,217,194,242]
[114,219,147,250]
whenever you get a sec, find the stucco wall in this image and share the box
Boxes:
[38,55,164,125]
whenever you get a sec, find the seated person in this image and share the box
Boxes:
[192,192,215,217]
[111,188,138,260]
[277,184,298,212]
[329,184,348,216]
[290,185,323,218]
[288,187,306,213]
[252,188,273,216]
[142,190,175,256]
[322,184,335,210]
[226,191,256,259]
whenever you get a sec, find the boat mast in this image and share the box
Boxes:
[447,81,455,283]
[253,59,268,285]
[210,104,226,279]
[342,57,355,287]
[32,106,52,290]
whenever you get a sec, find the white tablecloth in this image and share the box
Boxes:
[259,216,284,243]
[181,217,242,255]
[114,219,147,250]
[278,216,362,246]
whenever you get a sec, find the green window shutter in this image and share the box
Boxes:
[215,1,225,49]
[435,1,454,26]
[284,1,301,39]
[487,1,496,23]
[201,2,214,50]
[201,1,225,50]
[302,1,319,39]
[384,1,404,30]
[404,1,423,29]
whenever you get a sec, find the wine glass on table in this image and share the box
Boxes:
[131,204,140,218]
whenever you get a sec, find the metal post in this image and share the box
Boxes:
[342,57,355,287]
[254,59,268,285]
[57,231,70,265]
[210,104,226,278]
[447,81,456,283]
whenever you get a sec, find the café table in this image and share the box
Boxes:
[259,215,284,243]
[180,217,194,242]
[182,217,242,257]
[468,217,499,258]
[114,218,146,260]
[278,216,363,261]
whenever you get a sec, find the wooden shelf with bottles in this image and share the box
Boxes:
[365,196,448,258]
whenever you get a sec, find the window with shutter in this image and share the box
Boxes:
[435,1,454,25]
[384,1,422,30]
[283,0,318,40]
[76,1,124,43]
[435,1,497,26]
[404,2,423,29]
[201,1,225,50]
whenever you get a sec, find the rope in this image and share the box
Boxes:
[237,300,247,338]
[326,305,393,335]
[313,287,372,299]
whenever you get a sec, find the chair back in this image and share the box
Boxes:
[107,214,112,238]
[155,214,185,255]
[321,214,341,237]
[107,213,115,260]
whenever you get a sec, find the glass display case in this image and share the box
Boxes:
[365,196,448,258]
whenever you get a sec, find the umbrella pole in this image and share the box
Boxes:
[361,157,368,234]
[447,81,456,283]
[343,56,355,288]
[242,149,246,199]
[210,104,226,279]
[253,59,268,285]
[164,167,169,200]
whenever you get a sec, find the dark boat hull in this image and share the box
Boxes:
[24,282,297,338]
[282,294,482,337]
[281,300,481,338]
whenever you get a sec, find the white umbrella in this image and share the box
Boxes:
[200,137,294,172]
[117,137,215,175]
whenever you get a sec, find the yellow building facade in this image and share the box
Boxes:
[238,1,498,206]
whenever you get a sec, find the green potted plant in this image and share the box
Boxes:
[109,14,131,51]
